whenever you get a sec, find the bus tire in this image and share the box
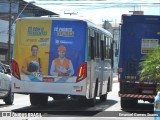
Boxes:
[100,93,107,101]
[30,94,40,106]
[87,97,96,107]
[121,97,137,109]
[39,95,48,105]
[53,95,68,100]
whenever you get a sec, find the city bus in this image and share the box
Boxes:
[11,17,114,106]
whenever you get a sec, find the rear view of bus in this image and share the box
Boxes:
[12,17,113,106]
[12,18,89,105]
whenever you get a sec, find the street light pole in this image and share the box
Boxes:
[8,1,35,64]
[12,1,35,25]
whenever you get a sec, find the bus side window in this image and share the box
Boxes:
[108,38,112,59]
[88,29,91,60]
[95,32,100,58]
[97,33,100,58]
[90,37,94,59]
[89,29,95,60]
[106,37,110,59]
[95,32,97,57]
[104,36,107,59]
[100,34,104,60]
[110,38,114,67]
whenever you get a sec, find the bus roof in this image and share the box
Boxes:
[16,17,113,38]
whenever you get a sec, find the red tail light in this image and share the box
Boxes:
[12,59,21,80]
[76,62,87,82]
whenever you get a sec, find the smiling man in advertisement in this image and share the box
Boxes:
[50,45,74,76]
[21,45,42,76]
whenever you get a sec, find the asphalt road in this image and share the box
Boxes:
[0,75,156,120]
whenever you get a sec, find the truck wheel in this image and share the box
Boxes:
[121,97,137,109]
[100,93,107,101]
[4,89,14,105]
[30,94,40,106]
[53,95,68,100]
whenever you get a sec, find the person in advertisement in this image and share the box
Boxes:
[50,45,74,76]
[21,45,42,76]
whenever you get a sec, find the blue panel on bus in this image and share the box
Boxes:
[48,20,87,76]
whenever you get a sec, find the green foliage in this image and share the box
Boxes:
[156,84,160,92]
[139,46,160,82]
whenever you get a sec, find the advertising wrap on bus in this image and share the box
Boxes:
[14,19,87,83]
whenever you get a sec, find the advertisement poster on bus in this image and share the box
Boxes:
[16,20,51,82]
[16,19,86,82]
[48,20,86,78]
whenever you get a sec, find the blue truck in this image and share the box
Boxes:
[118,15,160,108]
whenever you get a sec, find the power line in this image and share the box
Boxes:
[33,1,160,10]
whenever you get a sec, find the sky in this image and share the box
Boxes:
[25,0,160,24]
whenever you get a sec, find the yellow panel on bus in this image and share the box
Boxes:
[14,19,51,75]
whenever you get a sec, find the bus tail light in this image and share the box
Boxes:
[12,59,21,80]
[76,62,87,82]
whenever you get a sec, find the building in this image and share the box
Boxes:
[0,0,58,63]
[103,21,120,73]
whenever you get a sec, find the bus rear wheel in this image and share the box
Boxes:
[30,94,48,106]
[100,93,107,101]
[53,95,68,100]
[39,95,48,105]
[77,96,96,107]
[30,94,39,106]
[87,97,96,107]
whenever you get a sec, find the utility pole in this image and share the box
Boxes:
[8,0,12,64]
[7,0,35,64]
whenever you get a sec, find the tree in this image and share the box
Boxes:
[139,46,160,83]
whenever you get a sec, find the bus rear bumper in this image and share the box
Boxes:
[11,77,87,96]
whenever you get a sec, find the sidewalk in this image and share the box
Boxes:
[113,73,118,83]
